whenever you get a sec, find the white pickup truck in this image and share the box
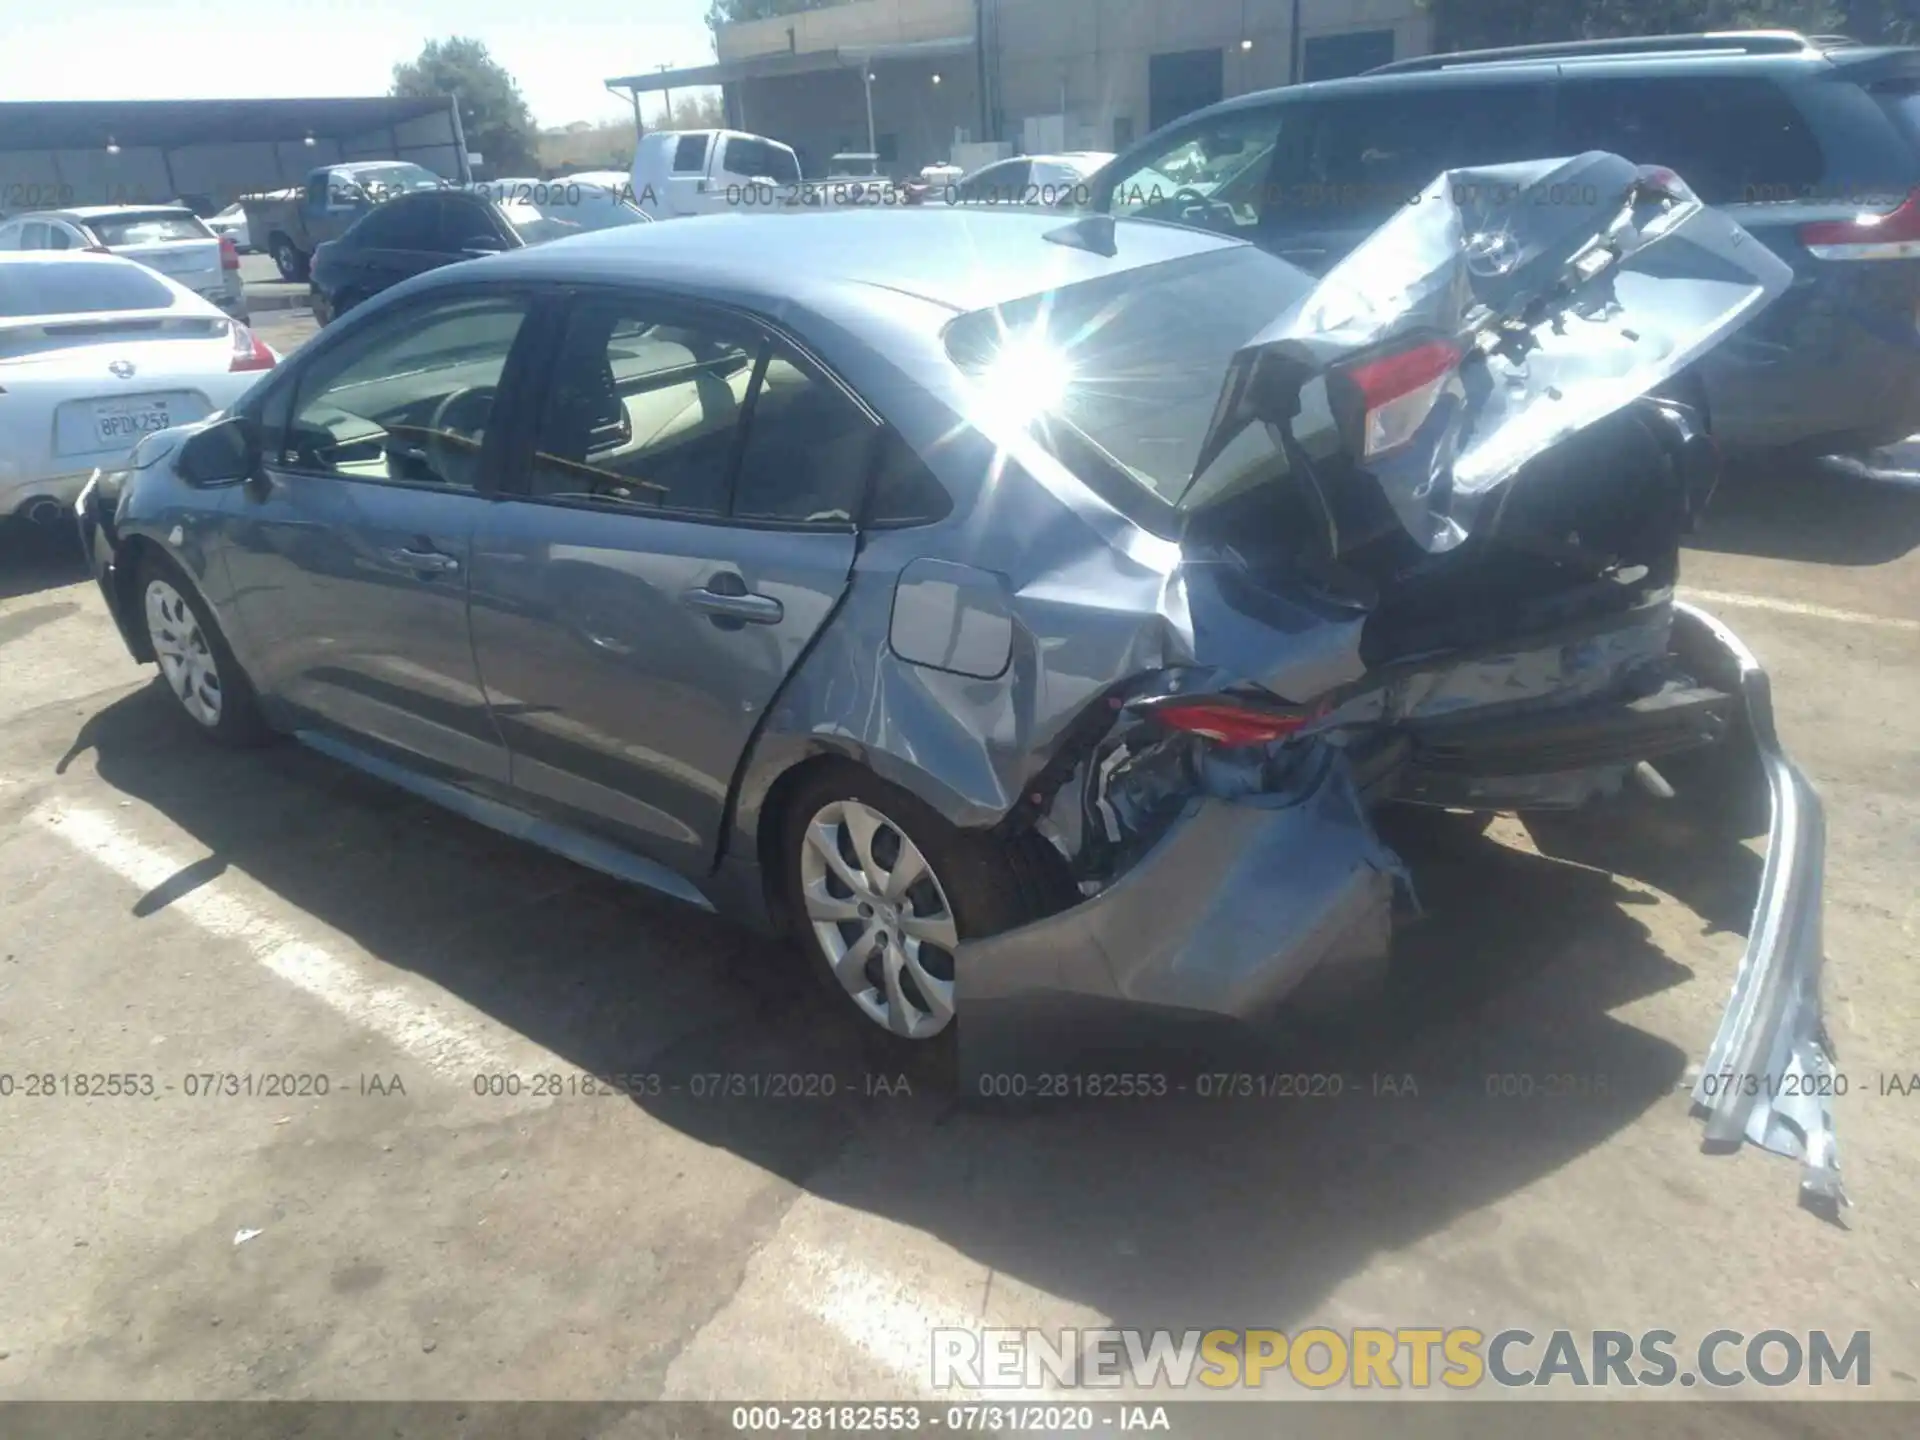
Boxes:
[629,130,802,220]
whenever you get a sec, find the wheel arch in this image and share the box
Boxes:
[743,740,985,934]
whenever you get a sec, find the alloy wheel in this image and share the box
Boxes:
[145,580,223,728]
[799,798,959,1039]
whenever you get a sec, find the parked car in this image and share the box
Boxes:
[947,152,1115,207]
[206,202,252,254]
[0,205,248,320]
[308,182,650,325]
[630,129,801,218]
[0,252,273,529]
[75,180,1838,1208]
[242,161,448,282]
[1086,29,1920,459]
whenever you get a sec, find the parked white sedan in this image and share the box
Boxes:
[0,205,249,320]
[0,253,276,528]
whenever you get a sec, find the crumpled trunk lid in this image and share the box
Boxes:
[1185,150,1794,555]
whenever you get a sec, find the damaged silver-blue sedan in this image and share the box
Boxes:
[77,151,1841,1212]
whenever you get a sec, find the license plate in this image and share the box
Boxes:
[92,399,174,447]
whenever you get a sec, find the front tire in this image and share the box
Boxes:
[778,762,1068,1048]
[137,554,271,748]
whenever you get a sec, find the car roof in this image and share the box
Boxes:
[463,207,1243,316]
[22,205,196,222]
[1170,34,1918,125]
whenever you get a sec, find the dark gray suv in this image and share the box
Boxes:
[1091,30,1920,458]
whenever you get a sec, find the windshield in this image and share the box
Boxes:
[90,211,212,245]
[944,246,1313,507]
[0,261,178,317]
[503,191,651,245]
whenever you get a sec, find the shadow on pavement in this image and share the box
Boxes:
[0,521,87,602]
[67,681,1730,1340]
[1689,456,1920,566]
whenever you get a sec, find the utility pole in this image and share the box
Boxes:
[1289,0,1303,84]
[657,63,675,127]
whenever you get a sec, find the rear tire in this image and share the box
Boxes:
[136,553,272,748]
[776,761,1070,1057]
[270,237,308,282]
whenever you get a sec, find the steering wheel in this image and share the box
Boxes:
[1171,187,1210,209]
[428,385,496,487]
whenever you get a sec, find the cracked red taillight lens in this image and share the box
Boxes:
[1344,338,1462,460]
[1150,700,1308,748]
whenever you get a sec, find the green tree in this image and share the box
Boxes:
[1418,0,1848,51]
[392,37,538,178]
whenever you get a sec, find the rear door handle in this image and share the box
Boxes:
[681,581,783,625]
[384,547,460,575]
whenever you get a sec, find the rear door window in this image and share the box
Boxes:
[528,299,758,517]
[433,196,504,251]
[672,134,712,174]
[730,352,872,525]
[1267,83,1555,221]
[349,195,441,250]
[1553,75,1825,205]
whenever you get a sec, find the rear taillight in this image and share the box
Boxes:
[1149,699,1308,748]
[1800,190,1920,262]
[229,322,275,372]
[1343,338,1462,460]
[219,235,240,270]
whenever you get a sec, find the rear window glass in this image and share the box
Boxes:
[88,210,212,245]
[1554,76,1825,205]
[943,246,1313,507]
[0,261,177,317]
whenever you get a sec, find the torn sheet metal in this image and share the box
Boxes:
[1187,151,1795,553]
[1675,604,1845,1219]
[956,747,1398,1021]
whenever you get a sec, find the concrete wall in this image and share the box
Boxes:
[734,55,980,178]
[988,0,1428,151]
[711,0,1432,175]
[720,0,977,62]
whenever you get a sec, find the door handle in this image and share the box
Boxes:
[681,580,783,625]
[384,547,460,575]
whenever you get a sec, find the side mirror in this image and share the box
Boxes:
[459,233,508,257]
[175,415,259,487]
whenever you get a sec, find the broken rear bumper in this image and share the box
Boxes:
[958,601,1839,1214]
[956,747,1400,1030]
[1675,602,1844,1218]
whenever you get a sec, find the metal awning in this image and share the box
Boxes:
[606,35,974,94]
[0,96,458,152]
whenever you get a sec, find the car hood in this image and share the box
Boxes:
[1184,151,1794,552]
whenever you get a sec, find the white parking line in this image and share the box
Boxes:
[28,802,511,1080]
[786,1241,981,1396]
[1681,588,1920,632]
